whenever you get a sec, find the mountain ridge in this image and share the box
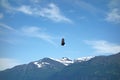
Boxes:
[51,52,120,80]
[0,53,120,80]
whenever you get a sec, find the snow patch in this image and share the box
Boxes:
[34,62,42,68]
[75,56,94,62]
[56,57,74,66]
[34,56,94,67]
[34,62,50,68]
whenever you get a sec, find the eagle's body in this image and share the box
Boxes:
[61,38,65,46]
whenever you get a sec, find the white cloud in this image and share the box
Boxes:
[1,0,72,23]
[85,40,120,54]
[0,23,19,44]
[105,0,120,24]
[16,3,72,23]
[106,8,120,23]
[0,0,10,9]
[0,23,16,32]
[0,23,58,45]
[0,0,15,12]
[108,0,120,9]
[30,0,41,3]
[0,58,21,71]
[0,13,4,19]
[0,39,16,44]
[17,6,33,15]
[74,0,102,15]
[21,26,57,45]
[22,26,41,33]
[40,3,72,22]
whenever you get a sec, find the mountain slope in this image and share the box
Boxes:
[0,57,65,80]
[51,53,120,80]
[0,53,120,80]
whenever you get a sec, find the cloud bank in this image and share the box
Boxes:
[0,0,72,23]
[85,40,120,54]
[0,23,58,45]
[21,26,57,45]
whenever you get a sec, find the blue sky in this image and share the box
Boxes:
[0,0,120,70]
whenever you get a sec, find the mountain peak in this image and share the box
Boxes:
[33,57,65,69]
[41,57,53,62]
[55,57,73,66]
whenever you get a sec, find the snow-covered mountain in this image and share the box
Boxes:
[33,56,94,68]
[32,57,65,69]
[0,53,119,80]
[55,56,94,66]
[55,57,74,66]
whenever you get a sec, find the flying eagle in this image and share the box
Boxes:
[61,38,65,46]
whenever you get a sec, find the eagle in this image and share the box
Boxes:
[61,38,65,46]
